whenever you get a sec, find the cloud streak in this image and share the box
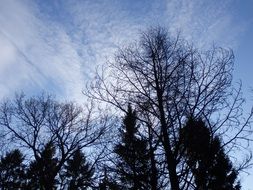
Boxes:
[164,0,246,48]
[0,0,248,101]
[0,0,87,101]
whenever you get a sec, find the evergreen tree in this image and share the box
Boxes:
[0,149,26,189]
[64,147,94,190]
[26,141,58,190]
[114,105,150,190]
[180,118,241,190]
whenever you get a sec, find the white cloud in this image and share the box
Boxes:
[164,0,246,49]
[0,34,17,71]
[0,0,87,101]
[0,0,249,102]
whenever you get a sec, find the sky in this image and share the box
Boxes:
[0,0,253,188]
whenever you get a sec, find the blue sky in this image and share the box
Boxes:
[0,0,253,188]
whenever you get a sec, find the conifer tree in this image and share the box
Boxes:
[0,149,26,189]
[64,147,94,190]
[26,141,58,190]
[180,118,241,190]
[114,105,150,190]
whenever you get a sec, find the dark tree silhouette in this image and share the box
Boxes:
[180,118,241,190]
[64,147,94,190]
[114,105,151,190]
[0,93,107,189]
[86,27,252,189]
[26,141,58,190]
[0,149,26,189]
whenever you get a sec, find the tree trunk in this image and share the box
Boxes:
[148,126,158,190]
[156,87,180,190]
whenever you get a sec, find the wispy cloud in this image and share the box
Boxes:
[0,0,249,101]
[164,0,247,48]
[0,0,87,101]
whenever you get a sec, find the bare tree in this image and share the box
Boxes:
[0,93,106,188]
[85,27,253,190]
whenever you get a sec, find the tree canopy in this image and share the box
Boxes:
[86,27,252,189]
[0,27,252,190]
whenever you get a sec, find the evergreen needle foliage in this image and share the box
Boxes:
[114,105,151,190]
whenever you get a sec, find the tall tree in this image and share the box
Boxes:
[86,27,252,189]
[0,149,26,189]
[114,105,151,190]
[26,141,58,190]
[64,147,94,190]
[180,118,241,190]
